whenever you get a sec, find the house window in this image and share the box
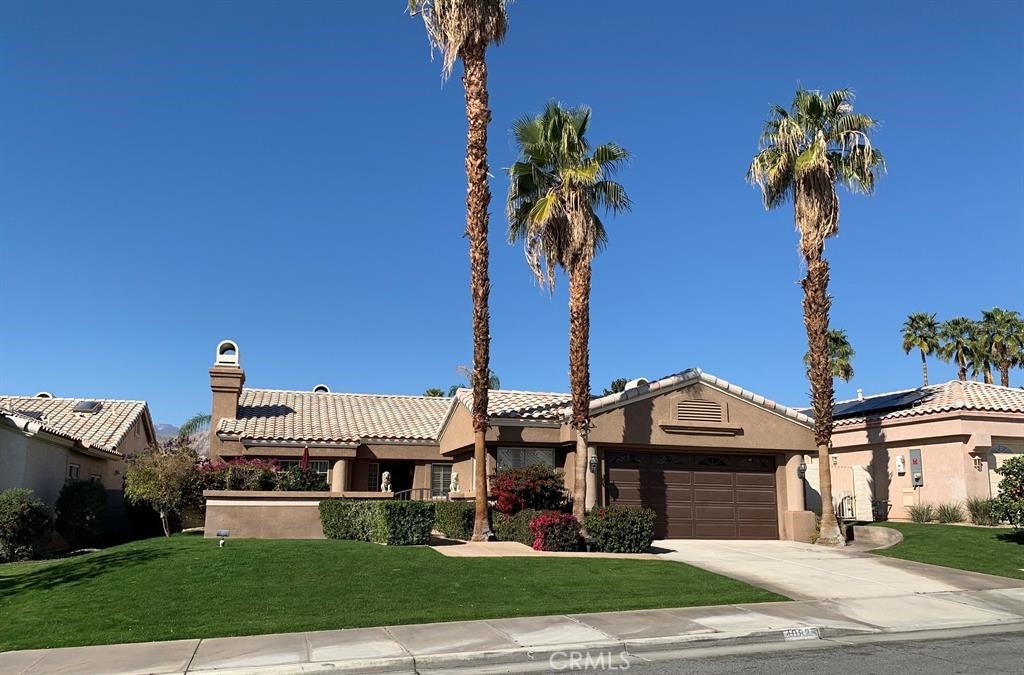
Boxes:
[67,463,80,480]
[277,459,330,476]
[89,474,102,482]
[496,447,556,471]
[432,464,453,497]
[368,462,380,491]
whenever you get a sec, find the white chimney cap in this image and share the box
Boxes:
[313,384,330,394]
[625,378,649,390]
[856,388,864,401]
[34,391,53,399]
[215,340,240,366]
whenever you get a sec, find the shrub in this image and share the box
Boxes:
[529,511,581,552]
[936,502,965,524]
[201,458,280,491]
[278,466,328,492]
[907,503,935,523]
[434,500,475,540]
[584,506,657,553]
[994,456,1024,528]
[0,489,54,563]
[320,500,435,545]
[966,497,1000,526]
[55,480,108,548]
[489,464,566,515]
[492,508,540,545]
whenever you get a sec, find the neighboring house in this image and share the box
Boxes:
[209,340,818,541]
[806,380,1024,521]
[0,393,157,506]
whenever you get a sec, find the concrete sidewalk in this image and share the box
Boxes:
[4,587,1024,674]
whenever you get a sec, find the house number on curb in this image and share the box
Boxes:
[782,627,821,641]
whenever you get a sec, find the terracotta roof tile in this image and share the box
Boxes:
[0,396,150,455]
[454,388,572,420]
[832,380,1024,427]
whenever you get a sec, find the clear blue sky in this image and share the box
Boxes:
[2,1,1022,426]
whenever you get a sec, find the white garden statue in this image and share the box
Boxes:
[381,471,392,492]
[449,470,459,493]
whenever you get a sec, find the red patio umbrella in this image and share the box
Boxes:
[300,446,310,470]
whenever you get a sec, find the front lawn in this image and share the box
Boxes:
[874,522,1024,580]
[0,534,784,652]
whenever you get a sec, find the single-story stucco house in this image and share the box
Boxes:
[0,393,157,508]
[806,380,1024,521]
[208,340,818,541]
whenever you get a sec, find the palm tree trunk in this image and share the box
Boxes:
[919,349,929,387]
[957,355,967,382]
[568,260,591,527]
[984,365,994,385]
[462,42,493,541]
[999,366,1010,388]
[802,255,844,546]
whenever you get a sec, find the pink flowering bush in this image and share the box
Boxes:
[200,458,280,491]
[529,510,581,551]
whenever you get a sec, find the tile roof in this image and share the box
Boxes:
[831,380,1024,427]
[0,396,151,456]
[218,389,453,443]
[453,388,573,421]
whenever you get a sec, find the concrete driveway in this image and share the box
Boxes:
[656,540,1024,601]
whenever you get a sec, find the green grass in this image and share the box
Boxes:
[0,534,784,652]
[874,522,1024,580]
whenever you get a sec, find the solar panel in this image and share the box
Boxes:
[833,390,927,419]
[16,410,44,420]
[72,400,103,414]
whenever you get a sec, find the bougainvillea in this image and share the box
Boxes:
[529,510,581,551]
[489,464,566,515]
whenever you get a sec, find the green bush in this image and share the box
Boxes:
[0,489,54,563]
[907,503,935,523]
[278,466,328,492]
[584,505,657,553]
[492,508,540,545]
[434,500,475,540]
[966,497,1000,526]
[320,500,435,545]
[994,456,1024,528]
[935,502,965,524]
[55,480,108,548]
[529,511,581,551]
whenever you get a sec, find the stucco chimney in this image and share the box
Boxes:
[209,339,244,461]
[856,388,864,401]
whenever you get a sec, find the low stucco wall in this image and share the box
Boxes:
[203,490,393,540]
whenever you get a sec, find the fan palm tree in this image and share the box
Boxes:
[939,317,977,382]
[901,313,940,386]
[967,330,996,384]
[423,388,446,397]
[446,365,500,397]
[507,102,631,523]
[747,88,884,547]
[409,0,509,541]
[177,413,211,444]
[804,329,855,382]
[980,308,1024,387]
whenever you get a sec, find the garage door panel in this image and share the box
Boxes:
[606,451,778,540]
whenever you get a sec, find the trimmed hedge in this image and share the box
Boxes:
[493,508,540,545]
[434,500,475,540]
[320,499,435,545]
[530,511,581,551]
[55,479,108,548]
[0,489,53,563]
[584,505,657,553]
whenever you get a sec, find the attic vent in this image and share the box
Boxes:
[34,391,53,399]
[313,384,330,394]
[676,400,722,423]
[73,400,103,414]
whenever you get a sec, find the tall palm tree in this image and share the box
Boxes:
[446,366,500,397]
[177,412,211,444]
[507,102,631,524]
[901,313,940,386]
[409,0,509,541]
[423,388,446,397]
[939,317,976,382]
[748,88,884,547]
[968,329,996,384]
[980,308,1024,387]
[804,329,855,382]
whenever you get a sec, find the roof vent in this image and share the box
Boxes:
[313,384,330,394]
[72,400,103,414]
[677,400,723,423]
[856,389,864,401]
[215,340,240,366]
[34,391,53,399]
[625,378,648,390]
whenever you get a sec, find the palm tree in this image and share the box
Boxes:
[747,88,884,547]
[939,317,976,381]
[507,102,631,524]
[980,308,1024,387]
[177,412,211,444]
[804,329,855,382]
[423,388,446,397]
[901,313,940,386]
[967,329,996,384]
[446,366,500,397]
[409,0,509,541]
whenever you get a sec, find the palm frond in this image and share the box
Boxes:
[409,0,510,80]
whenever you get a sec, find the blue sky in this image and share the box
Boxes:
[2,1,1022,426]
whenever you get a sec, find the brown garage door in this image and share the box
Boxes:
[605,451,778,539]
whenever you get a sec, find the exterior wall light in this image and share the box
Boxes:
[797,462,807,480]
[973,456,983,472]
[588,454,599,474]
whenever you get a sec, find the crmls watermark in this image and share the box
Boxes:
[541,650,631,671]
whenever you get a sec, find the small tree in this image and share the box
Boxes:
[0,489,53,562]
[994,455,1024,528]
[55,479,108,548]
[124,449,201,536]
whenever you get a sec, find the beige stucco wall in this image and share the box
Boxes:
[203,491,397,539]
